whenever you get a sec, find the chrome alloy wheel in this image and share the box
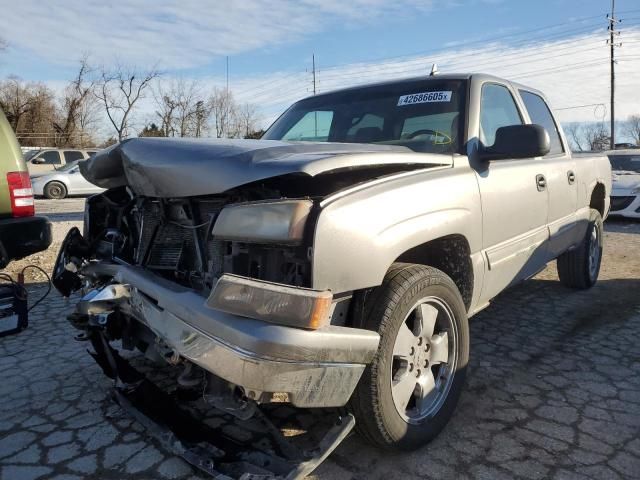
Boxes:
[390,297,458,423]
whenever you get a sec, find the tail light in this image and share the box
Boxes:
[6,172,35,217]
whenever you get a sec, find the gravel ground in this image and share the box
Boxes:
[0,200,639,480]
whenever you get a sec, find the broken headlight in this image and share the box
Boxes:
[212,200,313,245]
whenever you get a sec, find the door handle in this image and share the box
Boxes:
[536,174,547,191]
[567,171,576,184]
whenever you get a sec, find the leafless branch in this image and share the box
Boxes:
[94,64,160,141]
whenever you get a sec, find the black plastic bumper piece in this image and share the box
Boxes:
[89,332,355,480]
[0,215,52,268]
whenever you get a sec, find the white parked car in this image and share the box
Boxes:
[31,160,105,199]
[607,150,640,218]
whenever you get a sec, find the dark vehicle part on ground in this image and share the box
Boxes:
[0,266,52,337]
[0,278,28,337]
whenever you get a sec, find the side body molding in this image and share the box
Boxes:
[311,163,484,303]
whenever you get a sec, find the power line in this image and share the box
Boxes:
[319,21,607,78]
[233,14,640,113]
[319,14,607,72]
[316,24,622,83]
[556,103,606,110]
[234,20,640,105]
[318,39,608,83]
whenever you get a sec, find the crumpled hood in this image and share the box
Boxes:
[612,171,640,190]
[79,138,450,197]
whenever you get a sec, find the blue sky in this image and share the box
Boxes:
[1,0,639,132]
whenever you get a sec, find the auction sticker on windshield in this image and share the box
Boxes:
[398,91,452,106]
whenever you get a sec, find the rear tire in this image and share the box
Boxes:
[348,263,469,450]
[557,208,603,289]
[44,181,67,200]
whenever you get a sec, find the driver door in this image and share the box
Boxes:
[475,83,550,304]
[30,150,61,174]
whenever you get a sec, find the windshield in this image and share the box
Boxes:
[608,154,640,173]
[263,79,467,154]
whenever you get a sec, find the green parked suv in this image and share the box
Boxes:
[0,110,52,268]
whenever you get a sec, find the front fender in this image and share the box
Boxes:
[312,166,482,294]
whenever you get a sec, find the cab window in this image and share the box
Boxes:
[64,151,85,163]
[479,84,523,147]
[35,151,62,165]
[519,90,564,155]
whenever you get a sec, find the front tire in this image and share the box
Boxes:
[349,263,469,450]
[557,209,603,289]
[44,181,67,200]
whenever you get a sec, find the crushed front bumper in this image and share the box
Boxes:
[80,263,380,408]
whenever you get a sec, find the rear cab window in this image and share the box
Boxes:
[63,151,85,163]
[519,90,564,155]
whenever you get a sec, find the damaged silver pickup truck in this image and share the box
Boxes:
[54,74,611,476]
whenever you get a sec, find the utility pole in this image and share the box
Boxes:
[225,56,230,138]
[312,54,317,137]
[608,1,621,150]
[312,54,317,95]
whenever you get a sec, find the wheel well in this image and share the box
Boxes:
[590,183,606,216]
[394,234,473,310]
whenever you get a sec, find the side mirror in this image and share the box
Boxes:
[479,124,550,161]
[31,158,45,164]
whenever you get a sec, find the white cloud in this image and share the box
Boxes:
[4,1,637,137]
[227,28,640,128]
[0,0,443,69]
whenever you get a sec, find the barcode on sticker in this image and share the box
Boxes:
[398,91,452,106]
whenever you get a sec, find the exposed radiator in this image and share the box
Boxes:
[136,199,226,280]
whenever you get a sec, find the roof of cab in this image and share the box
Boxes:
[296,73,537,100]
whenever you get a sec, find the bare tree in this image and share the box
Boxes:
[175,79,200,137]
[210,87,235,138]
[0,77,33,131]
[153,81,178,137]
[52,57,95,147]
[564,123,585,152]
[95,65,160,142]
[154,78,213,137]
[624,114,640,146]
[21,84,57,146]
[78,93,101,139]
[234,103,260,138]
[583,123,610,151]
[155,94,177,137]
[194,100,214,137]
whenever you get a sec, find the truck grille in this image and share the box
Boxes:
[610,196,635,211]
